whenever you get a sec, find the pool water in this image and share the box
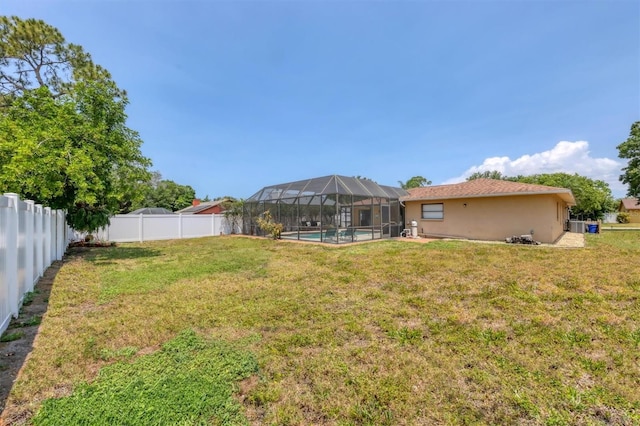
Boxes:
[281,230,373,242]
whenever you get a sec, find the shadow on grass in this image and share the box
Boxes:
[73,246,162,265]
[0,259,63,418]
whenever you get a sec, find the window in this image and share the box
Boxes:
[421,203,443,220]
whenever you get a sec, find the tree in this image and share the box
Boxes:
[514,173,615,220]
[617,121,640,198]
[125,172,196,212]
[0,18,151,233]
[0,16,115,100]
[399,176,431,189]
[353,176,376,183]
[462,170,615,220]
[466,171,506,181]
[143,179,196,212]
[222,198,244,234]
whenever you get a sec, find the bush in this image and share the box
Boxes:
[617,212,630,223]
[256,211,283,239]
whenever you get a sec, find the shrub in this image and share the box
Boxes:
[617,212,630,223]
[256,211,283,239]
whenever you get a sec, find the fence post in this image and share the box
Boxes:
[49,209,57,263]
[4,193,20,318]
[139,213,143,243]
[62,210,68,254]
[24,200,35,292]
[43,207,52,268]
[34,204,43,279]
[0,196,16,333]
[55,210,65,260]
[179,213,183,239]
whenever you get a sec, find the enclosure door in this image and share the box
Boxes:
[359,210,371,226]
[381,204,390,238]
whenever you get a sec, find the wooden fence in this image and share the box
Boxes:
[0,193,68,336]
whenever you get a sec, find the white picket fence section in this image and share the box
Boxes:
[0,193,68,336]
[94,214,237,243]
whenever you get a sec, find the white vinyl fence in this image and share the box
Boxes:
[1,193,68,336]
[94,214,238,243]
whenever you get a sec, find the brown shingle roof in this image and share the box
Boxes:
[620,198,640,210]
[176,199,227,214]
[402,178,576,205]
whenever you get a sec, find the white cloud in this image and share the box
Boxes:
[444,141,626,195]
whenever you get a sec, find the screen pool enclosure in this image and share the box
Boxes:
[243,175,408,244]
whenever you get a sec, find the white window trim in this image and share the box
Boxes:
[421,203,443,220]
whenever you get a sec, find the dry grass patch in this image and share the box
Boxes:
[3,232,640,425]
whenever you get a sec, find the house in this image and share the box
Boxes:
[401,179,576,244]
[176,199,229,215]
[618,198,640,223]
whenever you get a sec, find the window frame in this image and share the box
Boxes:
[421,203,444,220]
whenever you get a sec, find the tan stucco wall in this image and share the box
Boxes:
[404,194,570,244]
[619,207,640,223]
[627,212,640,223]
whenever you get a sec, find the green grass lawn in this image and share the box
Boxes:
[600,222,640,229]
[4,233,640,425]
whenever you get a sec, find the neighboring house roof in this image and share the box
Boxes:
[619,198,640,210]
[176,200,227,214]
[401,178,576,205]
[128,207,175,215]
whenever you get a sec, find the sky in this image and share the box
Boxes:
[2,0,639,199]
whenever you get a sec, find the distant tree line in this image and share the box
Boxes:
[466,171,615,220]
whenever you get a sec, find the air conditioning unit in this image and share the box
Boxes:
[569,220,585,233]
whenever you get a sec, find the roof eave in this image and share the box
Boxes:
[403,190,576,206]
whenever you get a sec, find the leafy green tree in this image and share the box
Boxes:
[0,16,115,99]
[617,121,640,198]
[126,172,196,212]
[0,17,151,233]
[463,170,615,220]
[466,171,506,181]
[399,176,432,189]
[143,179,196,212]
[515,173,615,220]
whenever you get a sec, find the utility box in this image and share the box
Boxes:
[569,220,585,233]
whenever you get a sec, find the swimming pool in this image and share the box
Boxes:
[280,229,375,242]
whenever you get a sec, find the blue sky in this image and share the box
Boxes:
[3,0,639,199]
